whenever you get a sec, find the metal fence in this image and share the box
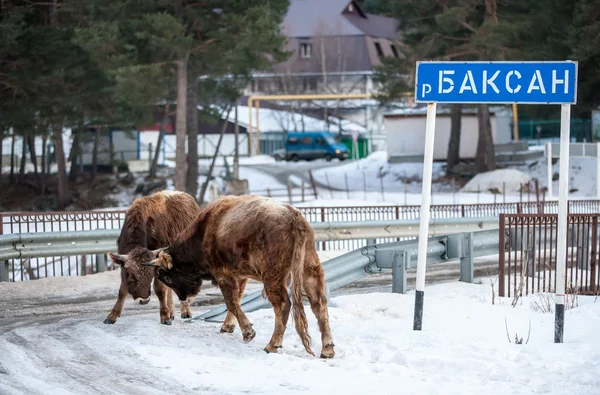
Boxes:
[2,199,600,282]
[499,213,600,298]
[2,200,599,251]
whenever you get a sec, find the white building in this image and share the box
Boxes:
[384,106,513,162]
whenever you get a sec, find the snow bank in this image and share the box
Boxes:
[311,151,445,193]
[461,168,532,193]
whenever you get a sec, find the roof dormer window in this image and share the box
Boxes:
[300,43,312,59]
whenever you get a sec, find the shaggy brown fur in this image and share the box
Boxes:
[146,195,335,358]
[104,190,202,325]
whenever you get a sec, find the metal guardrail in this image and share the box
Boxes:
[195,229,500,322]
[0,217,499,262]
[0,217,500,282]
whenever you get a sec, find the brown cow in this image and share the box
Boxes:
[104,190,202,325]
[142,195,335,358]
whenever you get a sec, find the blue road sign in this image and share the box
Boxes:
[414,61,577,104]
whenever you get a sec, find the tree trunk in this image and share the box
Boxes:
[18,130,26,184]
[149,103,170,178]
[233,104,239,180]
[186,71,199,197]
[9,132,15,184]
[0,113,3,178]
[0,108,4,179]
[174,56,189,191]
[53,125,72,208]
[91,128,100,181]
[198,106,232,206]
[27,131,40,192]
[475,104,497,173]
[41,129,48,195]
[69,130,80,182]
[447,104,462,174]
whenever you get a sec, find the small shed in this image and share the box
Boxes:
[384,105,513,162]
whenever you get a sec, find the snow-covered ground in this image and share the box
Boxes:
[0,270,598,395]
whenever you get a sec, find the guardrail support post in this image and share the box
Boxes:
[96,254,107,273]
[460,232,474,283]
[0,260,9,282]
[392,250,408,294]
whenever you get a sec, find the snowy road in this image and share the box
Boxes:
[1,264,600,395]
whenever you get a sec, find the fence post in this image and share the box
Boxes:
[308,170,318,199]
[392,251,408,294]
[96,253,107,273]
[459,232,474,283]
[498,215,506,297]
[287,182,293,204]
[148,143,153,171]
[301,182,305,202]
[577,221,589,271]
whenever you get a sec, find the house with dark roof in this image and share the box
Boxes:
[246,0,400,96]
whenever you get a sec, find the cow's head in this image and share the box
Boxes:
[108,247,167,304]
[141,249,204,303]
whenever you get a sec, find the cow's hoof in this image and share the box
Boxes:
[161,319,172,325]
[170,314,175,321]
[242,329,256,343]
[103,318,116,325]
[263,345,282,353]
[220,324,235,333]
[181,312,192,319]
[320,343,335,359]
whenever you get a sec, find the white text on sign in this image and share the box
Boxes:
[422,69,569,98]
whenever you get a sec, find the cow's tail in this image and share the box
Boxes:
[290,210,314,357]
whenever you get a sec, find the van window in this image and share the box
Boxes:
[301,137,313,145]
[316,137,326,146]
[287,137,299,145]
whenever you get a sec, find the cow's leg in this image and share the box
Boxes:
[167,288,176,320]
[104,281,129,324]
[153,276,172,325]
[303,264,335,358]
[263,281,291,354]
[220,278,248,333]
[180,298,192,319]
[219,278,255,342]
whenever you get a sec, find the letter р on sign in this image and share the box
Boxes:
[414,61,578,104]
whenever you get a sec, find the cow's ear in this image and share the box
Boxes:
[142,252,173,270]
[108,252,127,266]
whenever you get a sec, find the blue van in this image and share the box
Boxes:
[271,131,350,162]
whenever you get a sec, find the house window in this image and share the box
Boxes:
[300,43,312,58]
[374,42,384,57]
[391,44,399,58]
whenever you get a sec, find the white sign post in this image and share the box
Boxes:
[414,61,578,342]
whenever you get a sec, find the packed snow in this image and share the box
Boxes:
[461,168,533,193]
[0,270,598,395]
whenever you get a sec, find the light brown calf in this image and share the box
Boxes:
[144,195,336,358]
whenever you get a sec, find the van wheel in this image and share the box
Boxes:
[324,154,333,161]
[274,154,282,162]
[291,154,300,162]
